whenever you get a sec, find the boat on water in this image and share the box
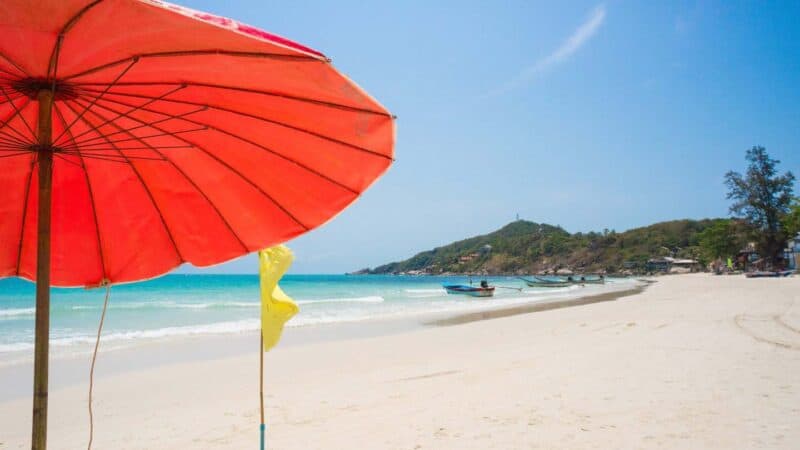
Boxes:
[745,270,794,278]
[570,275,605,284]
[534,274,605,285]
[518,277,571,288]
[443,284,496,297]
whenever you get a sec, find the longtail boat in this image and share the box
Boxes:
[745,270,794,278]
[535,275,605,285]
[518,277,571,288]
[443,284,495,297]
[572,276,605,284]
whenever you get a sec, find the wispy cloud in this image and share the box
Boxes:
[486,4,607,97]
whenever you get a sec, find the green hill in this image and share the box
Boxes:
[366,219,721,275]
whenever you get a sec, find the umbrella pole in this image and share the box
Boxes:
[32,89,54,450]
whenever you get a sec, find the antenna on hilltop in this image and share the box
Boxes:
[516,213,520,221]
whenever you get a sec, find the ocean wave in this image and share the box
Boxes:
[296,296,384,305]
[522,285,581,295]
[71,301,259,311]
[0,319,263,354]
[0,307,35,318]
[0,342,34,353]
[403,288,447,298]
[0,311,378,354]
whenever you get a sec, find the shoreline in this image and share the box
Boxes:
[427,285,648,326]
[0,279,641,366]
[0,280,641,401]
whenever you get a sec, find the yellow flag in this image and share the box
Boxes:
[259,245,299,352]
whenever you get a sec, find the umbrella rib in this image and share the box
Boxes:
[58,84,188,146]
[15,156,36,276]
[48,0,106,80]
[73,97,311,231]
[0,151,32,158]
[65,106,208,148]
[74,81,391,117]
[52,152,86,168]
[62,50,319,81]
[0,134,28,148]
[77,88,391,160]
[71,103,250,253]
[0,89,36,143]
[0,125,29,147]
[65,126,207,150]
[0,51,31,78]
[62,145,193,151]
[61,152,169,162]
[53,58,138,145]
[52,103,107,283]
[62,100,185,264]
[88,94,361,195]
[0,66,24,80]
[0,145,30,151]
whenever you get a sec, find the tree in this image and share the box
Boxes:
[725,146,795,265]
[783,198,800,238]
[697,219,742,261]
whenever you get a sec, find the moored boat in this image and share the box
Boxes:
[518,277,571,288]
[572,275,605,284]
[443,284,496,297]
[745,270,794,278]
[534,274,605,285]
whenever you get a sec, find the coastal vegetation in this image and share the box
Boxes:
[365,219,721,275]
[365,147,796,275]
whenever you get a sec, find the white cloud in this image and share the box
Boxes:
[486,4,606,97]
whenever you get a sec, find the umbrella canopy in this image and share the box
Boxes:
[0,1,394,448]
[0,0,394,287]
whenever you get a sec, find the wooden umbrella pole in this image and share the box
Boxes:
[32,89,54,450]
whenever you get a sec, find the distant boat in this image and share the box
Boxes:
[745,270,794,278]
[534,274,605,285]
[518,277,571,288]
[443,284,495,297]
[570,275,605,284]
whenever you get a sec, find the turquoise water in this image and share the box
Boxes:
[0,274,635,361]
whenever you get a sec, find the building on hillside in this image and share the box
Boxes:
[646,257,701,274]
[458,253,480,263]
[646,258,670,273]
[669,258,701,273]
[785,233,800,270]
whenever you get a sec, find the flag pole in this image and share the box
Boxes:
[32,88,54,450]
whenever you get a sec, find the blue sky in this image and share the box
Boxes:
[177,0,800,274]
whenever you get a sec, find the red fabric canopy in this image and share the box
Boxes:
[0,0,394,287]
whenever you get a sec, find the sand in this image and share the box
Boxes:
[1,274,798,449]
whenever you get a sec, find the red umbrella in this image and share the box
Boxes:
[0,1,394,447]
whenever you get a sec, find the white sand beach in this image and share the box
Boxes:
[1,274,798,449]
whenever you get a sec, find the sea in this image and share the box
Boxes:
[0,274,639,365]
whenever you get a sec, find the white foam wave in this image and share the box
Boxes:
[72,301,259,311]
[0,319,263,354]
[297,296,384,305]
[522,285,581,295]
[403,288,447,298]
[0,342,34,353]
[0,307,35,318]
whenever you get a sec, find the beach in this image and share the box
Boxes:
[1,274,798,449]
